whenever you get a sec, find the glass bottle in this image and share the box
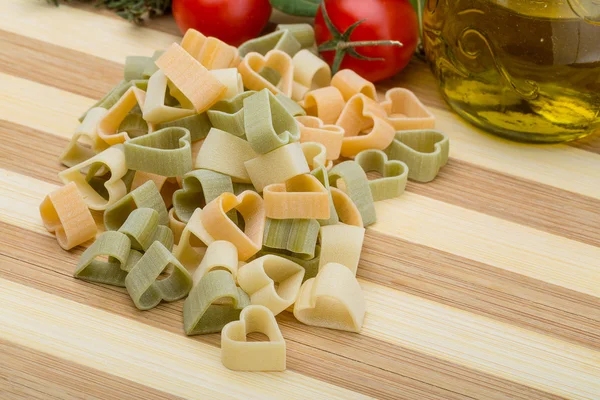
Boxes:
[423,0,600,143]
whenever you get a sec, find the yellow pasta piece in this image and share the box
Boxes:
[330,187,363,227]
[380,88,436,130]
[331,69,377,102]
[60,107,109,168]
[192,240,238,287]
[318,224,365,276]
[299,86,345,124]
[173,208,214,272]
[237,255,305,316]
[58,145,128,211]
[210,68,244,100]
[263,174,329,220]
[200,191,265,261]
[237,50,294,97]
[155,43,227,113]
[221,305,286,371]
[301,142,333,170]
[196,36,239,70]
[180,28,207,60]
[291,49,331,101]
[244,143,310,192]
[39,182,97,250]
[97,87,151,145]
[296,116,344,160]
[130,171,180,209]
[168,208,186,245]
[294,262,366,332]
[337,94,396,157]
[195,128,258,183]
[143,70,195,124]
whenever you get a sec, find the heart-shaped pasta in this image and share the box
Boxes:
[355,149,408,201]
[380,88,436,131]
[221,305,286,371]
[296,116,344,160]
[331,69,377,102]
[237,50,294,97]
[73,231,131,287]
[328,161,376,227]
[299,86,345,124]
[173,208,214,272]
[291,49,331,101]
[263,174,330,220]
[300,142,332,170]
[173,169,234,223]
[97,86,152,145]
[318,224,365,276]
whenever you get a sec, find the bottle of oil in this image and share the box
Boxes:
[423,0,600,143]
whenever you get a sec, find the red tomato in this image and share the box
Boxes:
[172,0,272,47]
[314,0,419,82]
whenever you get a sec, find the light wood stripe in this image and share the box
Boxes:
[3,2,599,199]
[1,169,599,399]
[0,279,368,400]
[0,339,185,400]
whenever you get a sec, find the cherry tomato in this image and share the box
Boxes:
[314,0,419,82]
[172,0,272,47]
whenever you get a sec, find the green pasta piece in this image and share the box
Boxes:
[355,149,409,201]
[124,127,192,177]
[118,113,150,138]
[238,29,302,57]
[125,241,193,310]
[78,80,149,122]
[118,208,170,251]
[311,166,339,226]
[104,180,169,231]
[255,245,321,282]
[276,93,306,117]
[243,89,300,154]
[73,231,131,287]
[276,24,316,49]
[206,91,255,138]
[142,50,164,79]
[328,161,377,227]
[123,249,143,273]
[263,218,320,259]
[384,129,450,183]
[183,270,250,335]
[259,66,282,86]
[124,56,153,81]
[152,225,175,252]
[156,112,212,142]
[122,169,136,192]
[173,169,235,223]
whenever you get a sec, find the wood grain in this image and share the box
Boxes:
[2,0,600,398]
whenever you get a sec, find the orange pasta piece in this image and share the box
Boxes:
[181,29,239,70]
[180,29,207,60]
[299,86,345,124]
[337,94,396,157]
[331,69,377,101]
[130,171,180,209]
[237,50,294,97]
[330,187,363,227]
[39,182,97,250]
[97,87,151,145]
[296,116,344,160]
[156,43,227,113]
[380,88,436,130]
[200,191,265,261]
[263,174,330,220]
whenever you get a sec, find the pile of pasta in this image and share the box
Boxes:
[39,24,449,372]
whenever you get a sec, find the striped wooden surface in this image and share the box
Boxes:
[1,1,599,398]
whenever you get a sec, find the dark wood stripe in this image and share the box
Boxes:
[0,222,562,400]
[0,339,184,400]
[0,29,122,99]
[569,130,600,154]
[1,119,599,351]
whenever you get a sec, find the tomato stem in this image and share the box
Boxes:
[338,40,403,49]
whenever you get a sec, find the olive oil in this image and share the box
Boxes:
[423,0,600,142]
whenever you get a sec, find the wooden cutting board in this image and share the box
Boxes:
[1,1,599,399]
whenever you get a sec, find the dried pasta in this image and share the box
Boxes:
[263,218,320,260]
[238,50,294,97]
[328,161,376,227]
[156,112,212,142]
[206,91,255,137]
[310,166,339,226]
[299,86,345,124]
[118,208,173,251]
[237,255,304,315]
[183,270,250,335]
[238,29,301,57]
[124,56,153,81]
[200,191,265,261]
[130,171,180,209]
[263,174,330,220]
[60,107,109,167]
[355,149,408,201]
[291,49,331,101]
[380,88,436,130]
[97,86,151,145]
[275,93,306,117]
[142,70,195,124]
[58,145,128,211]
[244,143,309,192]
[331,69,377,101]
[195,128,258,183]
[294,262,366,332]
[125,241,193,310]
[155,43,227,112]
[301,142,332,170]
[39,182,97,250]
[168,208,186,245]
[103,180,169,231]
[221,305,286,371]
[73,231,130,287]
[243,89,300,154]
[296,116,344,160]
[318,224,365,276]
[173,169,234,222]
[275,24,315,50]
[330,188,363,227]
[124,127,192,177]
[191,240,239,286]
[210,68,244,100]
[385,129,450,183]
[173,208,214,271]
